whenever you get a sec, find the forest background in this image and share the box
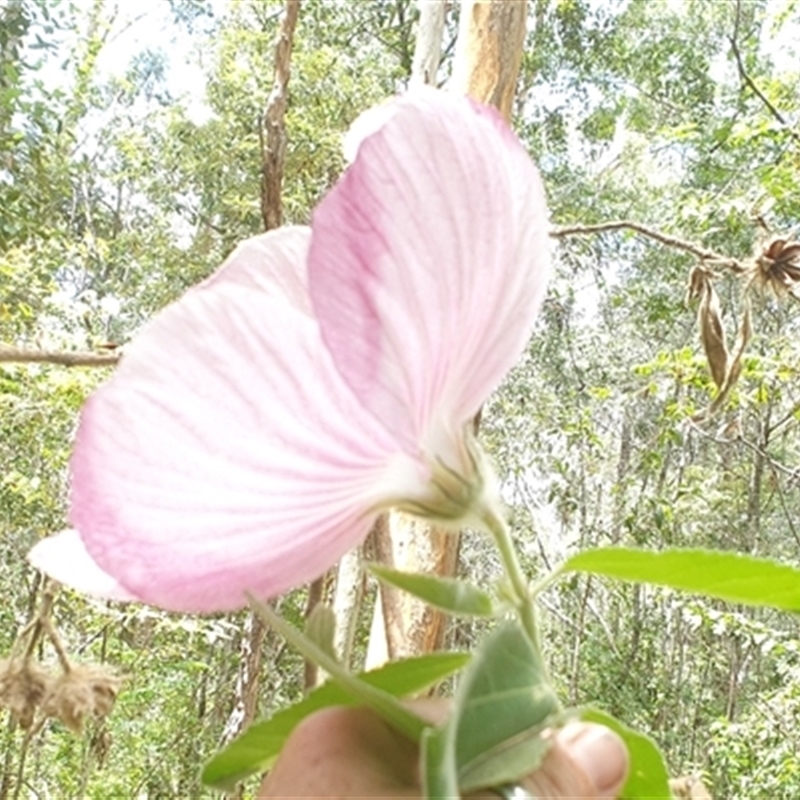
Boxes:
[2,0,800,797]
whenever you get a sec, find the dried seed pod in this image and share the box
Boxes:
[0,658,53,729]
[689,267,729,389]
[750,237,800,298]
[42,664,122,733]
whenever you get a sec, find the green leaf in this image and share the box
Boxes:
[368,563,495,617]
[202,651,469,791]
[561,547,800,611]
[423,620,563,796]
[580,708,672,800]
[248,598,427,742]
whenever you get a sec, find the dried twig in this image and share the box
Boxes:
[738,435,800,481]
[0,346,120,367]
[550,220,746,272]
[689,419,800,481]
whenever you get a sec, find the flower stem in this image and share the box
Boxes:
[481,506,541,658]
[248,594,429,743]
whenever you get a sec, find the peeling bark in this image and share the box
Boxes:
[451,0,528,123]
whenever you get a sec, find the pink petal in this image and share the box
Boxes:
[60,227,422,613]
[309,88,550,460]
[28,530,137,602]
[204,226,313,314]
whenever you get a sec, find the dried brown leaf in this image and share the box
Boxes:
[706,300,752,418]
[724,300,752,390]
[697,277,729,389]
[685,265,708,304]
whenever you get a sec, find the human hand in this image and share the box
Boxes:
[258,700,629,798]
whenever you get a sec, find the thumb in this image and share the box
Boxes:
[522,723,629,800]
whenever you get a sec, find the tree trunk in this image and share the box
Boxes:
[260,0,300,231]
[451,0,528,122]
[410,0,446,88]
[331,547,364,668]
[370,515,461,664]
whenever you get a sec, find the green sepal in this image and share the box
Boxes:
[248,597,428,741]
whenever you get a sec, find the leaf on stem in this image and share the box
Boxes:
[202,651,470,790]
[580,708,672,800]
[367,563,495,617]
[561,547,800,610]
[423,620,563,796]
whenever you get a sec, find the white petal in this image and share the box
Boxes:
[29,530,138,602]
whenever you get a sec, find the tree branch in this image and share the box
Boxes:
[0,345,120,367]
[728,0,800,145]
[260,0,300,232]
[0,219,762,370]
[690,418,800,482]
[550,220,747,272]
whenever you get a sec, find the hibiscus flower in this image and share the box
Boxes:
[29,88,550,613]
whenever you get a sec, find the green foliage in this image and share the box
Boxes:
[480,4,800,796]
[203,651,470,790]
[707,662,800,799]
[423,620,563,796]
[560,548,800,610]
[368,564,496,617]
